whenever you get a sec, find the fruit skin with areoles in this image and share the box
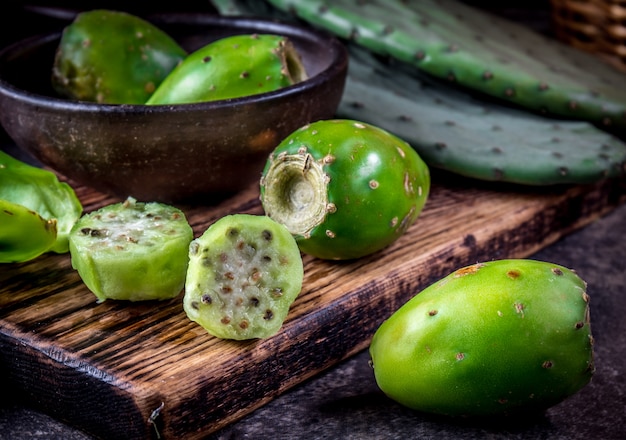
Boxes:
[260,119,430,260]
[146,33,307,104]
[52,9,187,104]
[369,259,595,417]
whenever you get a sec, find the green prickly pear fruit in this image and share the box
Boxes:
[183,214,304,340]
[260,119,430,260]
[369,259,595,417]
[69,197,193,302]
[52,9,187,104]
[146,33,307,105]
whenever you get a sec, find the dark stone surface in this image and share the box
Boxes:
[1,201,624,440]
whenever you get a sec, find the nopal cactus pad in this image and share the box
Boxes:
[262,0,626,134]
[369,259,595,417]
[210,0,626,185]
[339,47,626,185]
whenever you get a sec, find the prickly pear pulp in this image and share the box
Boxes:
[52,9,187,104]
[146,33,308,104]
[369,259,594,417]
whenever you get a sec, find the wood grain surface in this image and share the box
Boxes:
[1,171,624,440]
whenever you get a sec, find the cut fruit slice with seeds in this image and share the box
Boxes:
[183,214,304,340]
[69,197,193,302]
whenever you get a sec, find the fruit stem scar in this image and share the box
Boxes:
[262,151,328,236]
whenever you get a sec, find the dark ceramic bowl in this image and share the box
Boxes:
[0,13,348,203]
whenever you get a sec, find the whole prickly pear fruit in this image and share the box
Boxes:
[146,33,307,104]
[260,119,430,260]
[52,9,187,104]
[369,259,595,417]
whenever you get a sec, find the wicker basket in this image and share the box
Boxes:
[551,0,626,70]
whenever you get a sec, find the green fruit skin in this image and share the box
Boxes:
[184,214,304,340]
[0,199,57,263]
[369,259,595,417]
[52,9,187,104]
[0,150,82,254]
[69,199,193,302]
[261,119,430,260]
[146,34,305,104]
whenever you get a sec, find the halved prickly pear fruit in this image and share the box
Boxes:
[260,119,430,260]
[183,214,304,340]
[69,197,193,302]
[52,9,187,104]
[146,33,307,104]
[369,259,595,417]
[0,199,57,263]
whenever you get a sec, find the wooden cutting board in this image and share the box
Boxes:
[1,172,624,440]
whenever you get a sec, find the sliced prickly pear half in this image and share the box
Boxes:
[52,9,187,104]
[0,199,57,263]
[183,214,304,340]
[146,33,307,104]
[69,197,193,302]
[263,0,626,133]
[370,259,594,417]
